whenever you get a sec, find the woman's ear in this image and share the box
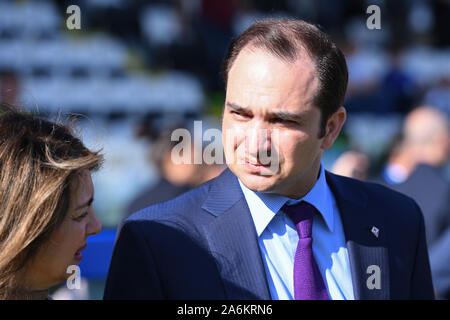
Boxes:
[321,106,347,150]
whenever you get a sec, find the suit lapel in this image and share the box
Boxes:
[326,171,390,300]
[202,169,271,299]
[201,169,390,299]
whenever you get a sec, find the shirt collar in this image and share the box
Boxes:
[238,164,335,236]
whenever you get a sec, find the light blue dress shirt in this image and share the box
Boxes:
[238,165,355,300]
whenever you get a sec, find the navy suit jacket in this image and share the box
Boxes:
[104,169,435,300]
[377,164,450,247]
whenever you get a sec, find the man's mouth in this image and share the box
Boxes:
[244,156,272,166]
[242,158,274,174]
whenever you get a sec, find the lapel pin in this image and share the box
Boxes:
[371,226,380,238]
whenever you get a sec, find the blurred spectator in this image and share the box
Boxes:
[378,44,417,114]
[123,119,225,219]
[402,105,449,168]
[331,150,370,181]
[123,125,192,219]
[377,105,450,247]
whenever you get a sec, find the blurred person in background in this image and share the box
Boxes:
[123,125,193,219]
[378,105,450,247]
[0,104,103,299]
[377,44,417,115]
[331,150,370,181]
[124,121,225,219]
[377,105,450,299]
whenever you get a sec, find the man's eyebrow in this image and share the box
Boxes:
[226,102,307,122]
[267,110,306,122]
[76,197,93,210]
[226,102,251,113]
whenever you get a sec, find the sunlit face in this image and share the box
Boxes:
[23,169,102,291]
[222,47,335,198]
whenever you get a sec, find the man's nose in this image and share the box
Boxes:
[246,122,272,160]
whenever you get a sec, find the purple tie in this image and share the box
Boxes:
[282,201,330,300]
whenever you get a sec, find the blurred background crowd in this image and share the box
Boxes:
[0,0,448,299]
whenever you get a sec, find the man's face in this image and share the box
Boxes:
[222,47,326,198]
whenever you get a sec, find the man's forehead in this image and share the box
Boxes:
[235,43,315,69]
[229,46,317,84]
[227,51,318,102]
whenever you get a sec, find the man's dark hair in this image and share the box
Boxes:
[221,19,348,138]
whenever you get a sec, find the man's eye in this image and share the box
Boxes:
[231,111,249,118]
[272,118,295,125]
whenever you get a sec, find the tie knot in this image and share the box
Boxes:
[282,201,316,238]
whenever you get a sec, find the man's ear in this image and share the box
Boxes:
[321,106,347,150]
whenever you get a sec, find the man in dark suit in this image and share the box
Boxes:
[377,106,450,248]
[380,163,449,247]
[104,19,434,300]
